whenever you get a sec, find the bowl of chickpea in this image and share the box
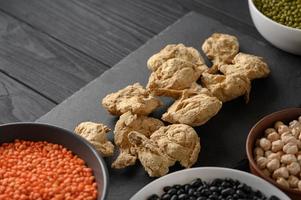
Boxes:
[246,107,301,199]
[0,122,108,200]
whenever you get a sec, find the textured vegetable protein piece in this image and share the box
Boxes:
[150,124,201,168]
[201,72,251,103]
[0,140,97,200]
[128,131,176,177]
[112,111,164,169]
[74,121,114,157]
[147,58,204,98]
[102,83,161,116]
[147,43,208,73]
[202,33,239,72]
[219,53,270,81]
[161,90,222,126]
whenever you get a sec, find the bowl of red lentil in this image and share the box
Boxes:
[0,122,108,200]
[248,0,301,55]
[246,108,301,200]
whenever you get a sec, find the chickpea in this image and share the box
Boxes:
[290,120,300,128]
[283,142,298,154]
[267,158,280,172]
[287,162,301,175]
[267,132,280,142]
[281,131,292,139]
[298,180,301,190]
[291,128,300,139]
[265,128,276,136]
[271,140,284,152]
[278,125,290,134]
[276,177,289,188]
[289,120,300,128]
[299,133,301,141]
[254,147,264,158]
[274,121,284,130]
[297,140,301,149]
[297,154,301,162]
[259,138,271,151]
[288,175,299,188]
[273,167,289,179]
[265,150,272,157]
[267,152,283,160]
[282,135,297,145]
[299,116,301,122]
[256,157,268,169]
[281,154,297,164]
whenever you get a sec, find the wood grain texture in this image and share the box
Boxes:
[0,11,108,103]
[0,72,55,123]
[0,0,187,66]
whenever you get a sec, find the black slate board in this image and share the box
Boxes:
[37,12,301,200]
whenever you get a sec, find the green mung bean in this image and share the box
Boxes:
[253,0,301,29]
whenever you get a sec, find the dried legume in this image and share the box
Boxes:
[0,140,97,200]
[253,0,301,29]
[147,178,280,200]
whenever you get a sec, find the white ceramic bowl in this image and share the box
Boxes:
[131,167,290,200]
[248,0,301,55]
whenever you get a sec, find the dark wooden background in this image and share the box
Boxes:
[0,0,257,123]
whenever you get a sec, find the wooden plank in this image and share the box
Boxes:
[0,11,108,103]
[0,72,55,123]
[0,0,186,66]
[195,0,253,26]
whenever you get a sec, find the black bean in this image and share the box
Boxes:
[191,178,202,187]
[193,191,201,196]
[184,184,190,192]
[164,186,172,192]
[269,196,281,200]
[189,196,196,200]
[201,188,211,196]
[173,184,181,189]
[209,186,219,192]
[161,193,171,200]
[170,195,178,200]
[188,188,195,196]
[167,188,177,195]
[221,188,235,196]
[209,194,219,200]
[147,194,159,200]
[178,194,188,200]
[196,197,207,200]
[236,190,246,198]
[176,189,185,195]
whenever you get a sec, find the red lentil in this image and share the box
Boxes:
[0,140,98,200]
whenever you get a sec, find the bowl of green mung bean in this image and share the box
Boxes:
[249,0,301,55]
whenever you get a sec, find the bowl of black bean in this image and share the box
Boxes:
[130,167,290,200]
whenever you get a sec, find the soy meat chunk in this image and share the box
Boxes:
[128,131,175,177]
[147,43,208,73]
[202,33,239,68]
[147,58,203,98]
[102,83,161,116]
[150,124,201,168]
[74,122,114,157]
[112,111,164,169]
[201,72,251,103]
[161,90,222,126]
[219,53,270,80]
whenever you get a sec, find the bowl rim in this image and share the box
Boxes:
[246,107,301,195]
[0,122,109,200]
[248,0,301,33]
[131,167,290,200]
